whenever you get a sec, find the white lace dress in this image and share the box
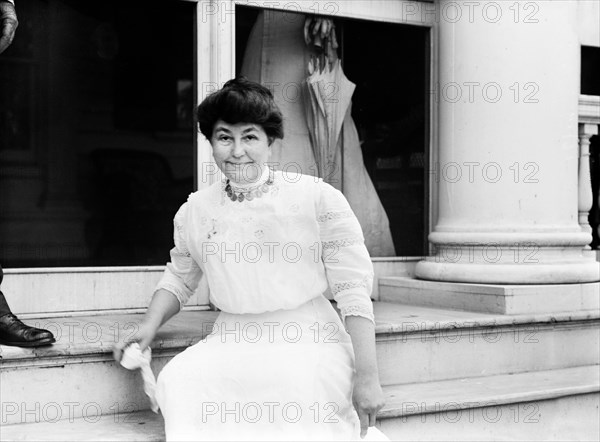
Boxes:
[154,170,376,441]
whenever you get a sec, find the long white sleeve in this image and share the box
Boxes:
[154,203,203,309]
[317,180,375,324]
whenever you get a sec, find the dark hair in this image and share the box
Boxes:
[196,77,284,143]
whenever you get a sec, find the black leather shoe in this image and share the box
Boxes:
[0,313,55,347]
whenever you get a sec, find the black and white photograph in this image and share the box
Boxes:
[0,0,599,441]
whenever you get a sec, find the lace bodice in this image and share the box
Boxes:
[155,171,375,323]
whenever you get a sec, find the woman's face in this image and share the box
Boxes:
[211,120,272,184]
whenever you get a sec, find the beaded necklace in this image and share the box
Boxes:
[224,170,275,202]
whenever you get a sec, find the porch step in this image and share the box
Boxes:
[2,366,598,441]
[0,410,164,441]
[379,276,600,314]
[378,365,600,441]
[0,311,218,426]
[374,302,599,385]
[1,304,598,424]
[0,267,209,317]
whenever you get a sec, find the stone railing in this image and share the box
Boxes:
[579,94,600,251]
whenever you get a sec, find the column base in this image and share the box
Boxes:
[379,276,600,315]
[415,259,600,285]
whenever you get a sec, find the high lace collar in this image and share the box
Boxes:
[227,166,271,189]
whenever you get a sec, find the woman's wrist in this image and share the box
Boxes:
[135,322,158,349]
[140,318,162,336]
[354,369,380,383]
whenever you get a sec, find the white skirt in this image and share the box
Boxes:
[155,295,363,441]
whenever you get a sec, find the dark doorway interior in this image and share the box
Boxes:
[343,20,429,256]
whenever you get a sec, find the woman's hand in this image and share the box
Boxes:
[112,322,157,364]
[353,373,385,438]
[113,289,182,364]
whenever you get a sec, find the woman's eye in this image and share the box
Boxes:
[218,136,231,142]
[244,135,257,141]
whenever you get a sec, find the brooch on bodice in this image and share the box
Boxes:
[207,218,217,240]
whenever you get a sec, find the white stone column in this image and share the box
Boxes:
[416,0,599,283]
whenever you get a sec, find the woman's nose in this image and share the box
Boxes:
[231,139,245,158]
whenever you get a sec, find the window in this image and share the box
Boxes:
[0,0,195,267]
[235,6,431,256]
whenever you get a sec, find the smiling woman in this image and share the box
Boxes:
[114,78,387,441]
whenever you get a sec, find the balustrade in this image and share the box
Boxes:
[578,95,600,250]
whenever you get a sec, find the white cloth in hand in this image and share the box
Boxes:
[120,343,159,413]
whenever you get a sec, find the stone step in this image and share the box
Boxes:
[378,365,600,441]
[379,276,600,314]
[0,267,210,316]
[0,410,164,441]
[0,311,218,426]
[1,304,598,425]
[2,366,597,441]
[373,302,599,386]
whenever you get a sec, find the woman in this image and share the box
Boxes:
[114,78,385,441]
